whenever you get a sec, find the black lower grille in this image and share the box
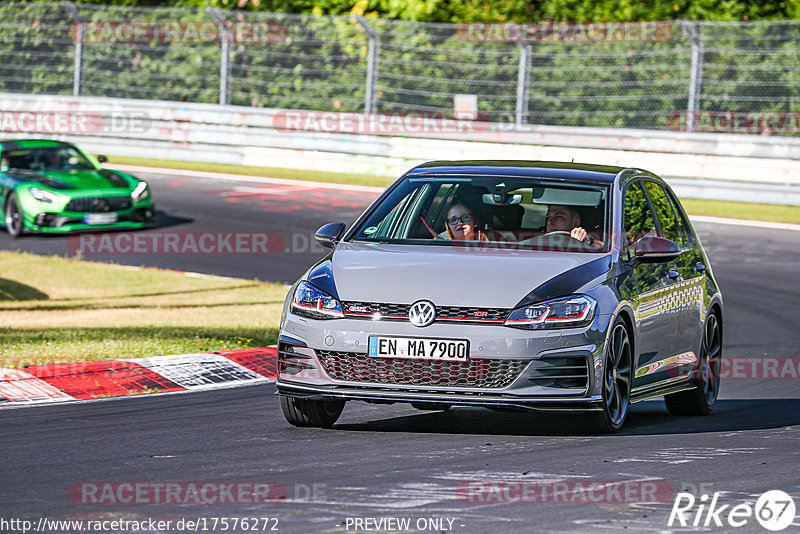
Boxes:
[278,342,315,376]
[65,196,131,213]
[316,350,528,388]
[526,356,589,389]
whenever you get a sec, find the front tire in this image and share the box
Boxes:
[4,192,24,238]
[665,312,721,416]
[586,318,632,433]
[280,396,345,428]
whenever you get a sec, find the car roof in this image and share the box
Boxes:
[0,139,71,151]
[406,160,627,184]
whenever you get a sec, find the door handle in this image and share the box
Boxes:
[667,268,680,280]
[694,262,706,272]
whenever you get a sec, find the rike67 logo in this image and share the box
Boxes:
[669,490,796,531]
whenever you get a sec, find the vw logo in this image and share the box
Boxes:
[409,300,436,327]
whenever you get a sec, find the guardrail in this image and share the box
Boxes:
[1,92,798,205]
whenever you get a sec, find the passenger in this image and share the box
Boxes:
[445,203,488,241]
[545,204,603,247]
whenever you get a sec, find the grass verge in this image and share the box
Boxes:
[0,251,286,367]
[680,199,800,225]
[106,155,800,225]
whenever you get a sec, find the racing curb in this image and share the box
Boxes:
[0,346,277,406]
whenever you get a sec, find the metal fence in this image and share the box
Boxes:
[1,2,799,133]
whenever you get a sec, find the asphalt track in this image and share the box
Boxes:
[2,169,800,533]
[0,169,378,283]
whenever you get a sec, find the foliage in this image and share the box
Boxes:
[1,2,798,131]
[58,0,800,22]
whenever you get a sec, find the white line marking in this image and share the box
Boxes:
[106,263,237,281]
[690,215,800,232]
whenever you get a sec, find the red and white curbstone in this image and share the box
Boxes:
[0,346,277,406]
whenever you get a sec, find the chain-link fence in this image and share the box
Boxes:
[1,2,799,133]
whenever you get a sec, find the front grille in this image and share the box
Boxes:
[65,196,131,213]
[437,306,508,322]
[342,302,409,318]
[341,301,510,324]
[526,355,589,389]
[316,350,528,388]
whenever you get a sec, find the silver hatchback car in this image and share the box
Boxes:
[277,161,723,432]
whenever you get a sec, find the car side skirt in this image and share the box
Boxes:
[630,375,699,404]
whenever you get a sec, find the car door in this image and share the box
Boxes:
[658,184,706,367]
[618,179,680,388]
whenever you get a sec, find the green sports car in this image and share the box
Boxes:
[0,139,154,237]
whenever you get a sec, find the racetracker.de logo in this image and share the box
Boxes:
[457,21,675,43]
[664,356,800,380]
[271,110,491,135]
[67,232,284,255]
[456,480,674,503]
[69,482,286,505]
[667,111,800,134]
[0,111,151,135]
[720,357,800,380]
[69,20,285,44]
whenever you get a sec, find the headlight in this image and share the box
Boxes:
[131,181,149,202]
[290,281,343,319]
[505,295,596,329]
[29,187,57,203]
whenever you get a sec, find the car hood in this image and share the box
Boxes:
[6,169,130,191]
[330,242,611,308]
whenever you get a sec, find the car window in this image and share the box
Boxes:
[366,189,417,239]
[623,181,657,253]
[352,175,610,252]
[663,187,696,245]
[3,146,94,172]
[643,181,684,245]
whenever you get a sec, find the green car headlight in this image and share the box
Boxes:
[29,187,57,203]
[131,182,149,202]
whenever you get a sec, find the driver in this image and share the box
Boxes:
[545,204,602,247]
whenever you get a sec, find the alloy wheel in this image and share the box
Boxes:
[603,323,632,428]
[700,313,721,405]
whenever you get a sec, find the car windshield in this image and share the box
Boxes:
[3,146,95,172]
[351,175,610,253]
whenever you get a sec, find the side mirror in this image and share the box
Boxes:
[628,236,681,267]
[97,155,108,163]
[314,222,346,249]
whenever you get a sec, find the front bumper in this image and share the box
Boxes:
[276,311,613,411]
[23,205,155,233]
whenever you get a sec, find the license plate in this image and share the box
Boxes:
[83,213,118,225]
[368,336,469,361]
